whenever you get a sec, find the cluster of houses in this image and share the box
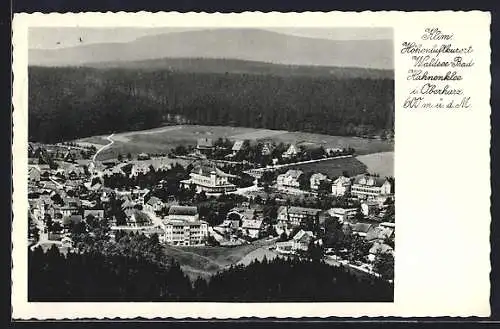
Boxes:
[28,137,395,273]
[276,168,392,200]
[194,137,350,163]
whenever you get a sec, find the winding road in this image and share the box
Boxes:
[92,133,115,163]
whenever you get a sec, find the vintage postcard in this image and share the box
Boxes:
[12,11,491,319]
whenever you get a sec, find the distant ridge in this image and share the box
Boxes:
[29,28,393,70]
[81,57,393,80]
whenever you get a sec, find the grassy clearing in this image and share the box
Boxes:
[356,152,394,177]
[287,156,368,178]
[163,238,277,281]
[272,132,393,156]
[77,125,394,161]
[237,247,281,266]
[76,136,109,145]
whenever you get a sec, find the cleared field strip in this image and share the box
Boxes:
[230,129,287,140]
[356,151,394,177]
[75,125,394,161]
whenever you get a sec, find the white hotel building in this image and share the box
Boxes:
[181,162,237,193]
[350,175,392,199]
[162,205,208,246]
[163,219,209,246]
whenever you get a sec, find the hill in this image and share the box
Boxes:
[29,28,393,70]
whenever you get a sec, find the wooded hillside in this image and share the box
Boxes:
[29,64,394,143]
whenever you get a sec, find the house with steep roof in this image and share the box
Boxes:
[282,144,299,159]
[277,169,303,189]
[28,166,41,183]
[241,219,264,239]
[310,173,330,190]
[331,176,352,196]
[276,229,315,254]
[124,209,151,227]
[144,196,164,213]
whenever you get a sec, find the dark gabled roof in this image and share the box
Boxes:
[168,205,198,216]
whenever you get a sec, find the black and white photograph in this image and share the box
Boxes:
[26,25,396,302]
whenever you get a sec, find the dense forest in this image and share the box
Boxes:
[29,245,393,302]
[29,65,394,143]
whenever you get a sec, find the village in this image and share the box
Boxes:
[27,135,395,281]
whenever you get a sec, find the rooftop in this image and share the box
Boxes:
[241,219,264,230]
[282,169,303,179]
[168,205,198,216]
[353,175,388,187]
[232,140,244,151]
[279,206,322,216]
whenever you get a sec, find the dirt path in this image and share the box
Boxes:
[111,126,184,143]
[92,133,115,162]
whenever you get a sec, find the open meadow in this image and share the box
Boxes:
[163,237,277,281]
[356,151,394,177]
[287,156,368,178]
[76,124,394,161]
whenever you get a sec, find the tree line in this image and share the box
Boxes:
[29,67,394,143]
[29,245,393,302]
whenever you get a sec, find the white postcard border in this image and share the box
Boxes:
[12,11,491,319]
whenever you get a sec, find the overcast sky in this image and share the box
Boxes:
[29,27,393,50]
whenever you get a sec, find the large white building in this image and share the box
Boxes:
[331,176,352,196]
[351,175,392,199]
[181,162,237,193]
[163,219,209,246]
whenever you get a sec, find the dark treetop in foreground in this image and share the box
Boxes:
[29,243,393,302]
